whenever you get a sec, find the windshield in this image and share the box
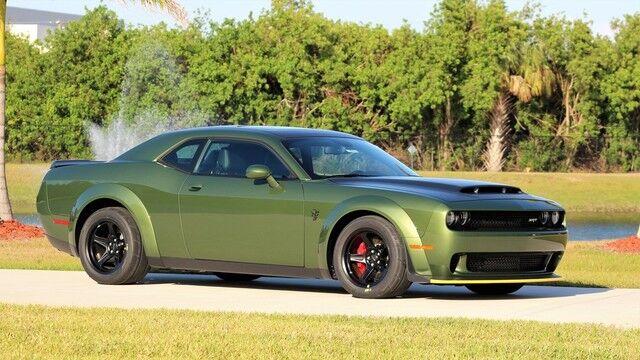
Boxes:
[283,137,417,179]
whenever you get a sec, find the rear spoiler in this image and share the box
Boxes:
[50,160,104,169]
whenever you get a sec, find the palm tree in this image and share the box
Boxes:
[483,45,556,172]
[0,0,186,221]
[483,90,512,172]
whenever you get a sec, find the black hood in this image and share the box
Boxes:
[329,176,546,203]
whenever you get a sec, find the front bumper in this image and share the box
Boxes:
[408,229,568,283]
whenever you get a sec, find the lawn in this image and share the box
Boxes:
[418,171,640,213]
[554,241,640,288]
[2,237,639,288]
[0,238,81,271]
[6,163,49,214]
[0,304,637,359]
[5,163,640,214]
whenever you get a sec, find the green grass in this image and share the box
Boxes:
[554,241,640,288]
[0,304,638,359]
[5,164,640,214]
[0,238,81,271]
[418,171,640,213]
[2,238,639,289]
[6,163,49,214]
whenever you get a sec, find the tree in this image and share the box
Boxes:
[1,0,638,174]
[5,33,44,160]
[0,0,187,221]
[513,17,608,171]
[424,0,474,169]
[0,1,10,220]
[37,7,129,160]
[483,39,557,171]
[458,0,529,171]
[601,14,640,171]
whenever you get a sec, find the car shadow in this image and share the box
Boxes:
[401,284,611,300]
[142,272,348,294]
[141,272,611,300]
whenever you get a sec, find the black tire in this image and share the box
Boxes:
[465,284,524,295]
[78,207,149,285]
[215,273,261,282]
[333,215,412,299]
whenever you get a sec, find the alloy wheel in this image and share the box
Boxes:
[342,230,390,286]
[86,220,127,274]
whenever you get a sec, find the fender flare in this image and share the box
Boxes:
[317,195,431,279]
[68,183,159,258]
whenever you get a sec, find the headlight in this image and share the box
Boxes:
[446,211,469,228]
[539,211,550,225]
[551,211,560,225]
[446,211,457,226]
[459,211,469,225]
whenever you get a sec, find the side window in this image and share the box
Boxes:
[161,139,206,172]
[195,140,293,179]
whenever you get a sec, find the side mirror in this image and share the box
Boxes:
[246,164,282,190]
[246,164,271,180]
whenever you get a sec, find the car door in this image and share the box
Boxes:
[178,138,305,267]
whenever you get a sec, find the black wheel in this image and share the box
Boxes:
[333,216,411,299]
[465,284,524,295]
[78,207,149,285]
[215,273,261,282]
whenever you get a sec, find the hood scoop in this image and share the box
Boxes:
[460,185,522,195]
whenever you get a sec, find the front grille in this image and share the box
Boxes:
[459,211,564,231]
[466,253,550,272]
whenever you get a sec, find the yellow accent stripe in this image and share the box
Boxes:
[430,277,562,285]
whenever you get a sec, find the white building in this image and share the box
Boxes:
[7,6,81,43]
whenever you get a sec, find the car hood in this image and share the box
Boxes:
[329,176,554,204]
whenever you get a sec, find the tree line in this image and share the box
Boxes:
[5,0,640,171]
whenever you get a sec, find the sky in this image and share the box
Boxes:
[10,0,640,37]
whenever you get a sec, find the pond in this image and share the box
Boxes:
[14,212,639,242]
[567,212,638,241]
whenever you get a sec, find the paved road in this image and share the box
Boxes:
[1,269,638,328]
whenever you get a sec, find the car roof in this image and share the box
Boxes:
[168,125,359,139]
[116,125,360,162]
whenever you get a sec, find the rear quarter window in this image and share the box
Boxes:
[160,139,206,172]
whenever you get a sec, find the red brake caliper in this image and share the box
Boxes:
[355,241,367,276]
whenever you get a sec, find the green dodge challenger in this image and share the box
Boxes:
[37,126,567,298]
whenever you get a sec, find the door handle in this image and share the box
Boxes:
[188,184,203,191]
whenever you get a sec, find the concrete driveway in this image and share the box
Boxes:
[1,269,638,328]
